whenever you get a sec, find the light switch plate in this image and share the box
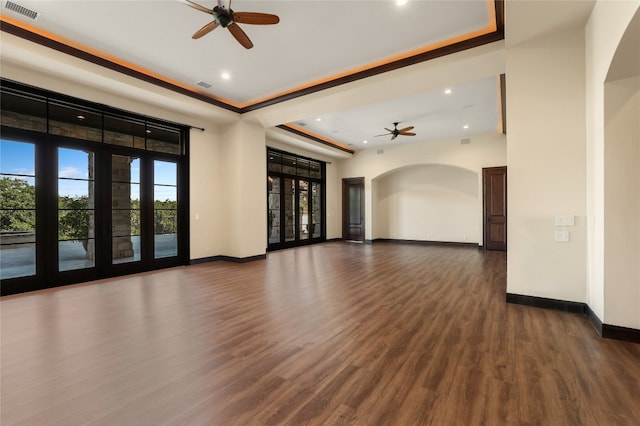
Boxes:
[555,215,575,226]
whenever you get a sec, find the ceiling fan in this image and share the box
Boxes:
[185,0,280,49]
[375,122,416,140]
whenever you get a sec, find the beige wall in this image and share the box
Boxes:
[338,132,506,242]
[604,80,640,329]
[505,26,587,302]
[375,164,480,243]
[586,1,640,325]
[190,127,225,259]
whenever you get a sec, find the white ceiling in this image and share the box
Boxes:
[293,75,499,149]
[0,0,504,154]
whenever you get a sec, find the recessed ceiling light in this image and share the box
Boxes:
[77,115,85,120]
[221,71,231,80]
[463,125,469,129]
[363,140,368,144]
[315,117,322,122]
[444,88,452,94]
[396,0,408,5]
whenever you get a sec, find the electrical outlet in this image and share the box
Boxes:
[555,231,570,242]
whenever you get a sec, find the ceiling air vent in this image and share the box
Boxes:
[4,1,39,19]
[460,138,471,145]
[196,80,212,89]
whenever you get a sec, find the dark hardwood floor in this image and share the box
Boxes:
[1,242,639,425]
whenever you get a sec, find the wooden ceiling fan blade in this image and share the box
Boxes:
[384,128,393,133]
[401,132,416,136]
[192,21,219,39]
[374,133,391,137]
[234,12,280,25]
[228,23,253,49]
[398,126,414,133]
[391,134,398,140]
[185,0,213,14]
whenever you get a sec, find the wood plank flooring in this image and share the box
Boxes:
[1,242,639,425]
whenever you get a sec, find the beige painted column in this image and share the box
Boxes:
[218,121,267,258]
[505,26,587,302]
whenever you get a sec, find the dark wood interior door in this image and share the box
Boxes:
[342,177,365,241]
[483,166,507,251]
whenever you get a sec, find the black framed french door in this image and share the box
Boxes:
[267,148,325,251]
[51,144,184,283]
[268,175,308,246]
[0,131,187,295]
[108,154,181,272]
[0,134,43,290]
[51,143,100,284]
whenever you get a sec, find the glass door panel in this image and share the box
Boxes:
[299,180,309,240]
[0,140,36,279]
[112,155,141,264]
[268,175,280,244]
[349,185,362,224]
[312,182,321,238]
[57,147,95,271]
[153,160,177,259]
[284,178,296,242]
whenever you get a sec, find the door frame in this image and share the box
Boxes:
[342,177,365,242]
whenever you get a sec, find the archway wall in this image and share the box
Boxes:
[337,131,506,243]
[373,164,479,243]
[604,79,640,329]
[586,1,640,324]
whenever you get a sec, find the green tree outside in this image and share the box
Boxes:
[58,195,90,241]
[154,199,177,234]
[0,177,35,232]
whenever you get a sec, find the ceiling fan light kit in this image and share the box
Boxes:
[185,0,280,49]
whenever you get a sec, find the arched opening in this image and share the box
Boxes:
[371,164,480,243]
[603,7,640,329]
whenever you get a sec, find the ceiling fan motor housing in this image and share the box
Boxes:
[213,6,233,27]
